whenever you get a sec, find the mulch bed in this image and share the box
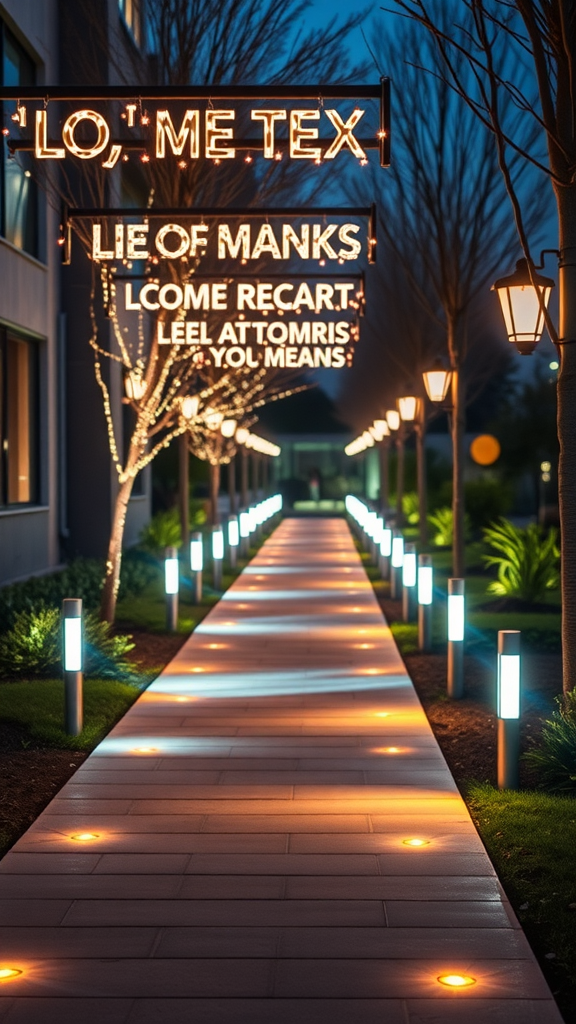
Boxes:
[378,595,562,791]
[0,629,188,858]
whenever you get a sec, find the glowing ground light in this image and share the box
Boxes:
[132,747,159,754]
[0,969,22,980]
[437,974,476,988]
[384,747,400,753]
[375,712,390,718]
[403,838,430,847]
[71,833,100,842]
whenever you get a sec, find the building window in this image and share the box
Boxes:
[1,26,37,257]
[119,0,143,47]
[0,327,39,506]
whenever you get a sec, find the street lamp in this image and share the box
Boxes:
[398,395,418,423]
[221,418,237,438]
[124,368,147,401]
[422,358,452,403]
[204,408,224,431]
[181,394,200,420]
[373,419,390,439]
[492,258,555,356]
[386,409,400,432]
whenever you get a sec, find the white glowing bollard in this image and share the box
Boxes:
[417,554,433,652]
[402,543,417,623]
[447,578,465,698]
[190,531,203,604]
[212,524,224,589]
[239,508,250,558]
[497,630,521,790]
[228,515,239,569]
[248,505,258,540]
[62,598,83,735]
[372,516,385,565]
[390,532,404,600]
[379,525,392,579]
[165,546,179,631]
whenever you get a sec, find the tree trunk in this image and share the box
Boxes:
[178,432,189,549]
[262,456,269,496]
[251,453,259,502]
[240,448,249,507]
[379,441,389,514]
[396,431,405,527]
[555,184,576,692]
[416,417,428,547]
[451,366,466,577]
[209,462,221,525]
[228,457,237,514]
[100,475,136,623]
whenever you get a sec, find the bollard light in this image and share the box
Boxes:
[62,598,83,735]
[402,543,417,623]
[190,532,203,604]
[497,630,521,790]
[228,515,239,569]
[212,524,224,589]
[390,532,404,600]
[379,525,392,579]
[239,508,250,557]
[165,546,179,631]
[447,578,465,698]
[418,554,433,652]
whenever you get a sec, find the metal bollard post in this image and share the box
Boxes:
[447,578,465,698]
[402,543,417,622]
[390,532,404,600]
[62,598,83,736]
[165,546,179,631]
[239,508,250,558]
[497,630,521,790]
[190,532,203,604]
[228,515,239,569]
[379,526,392,579]
[417,554,433,652]
[212,524,224,590]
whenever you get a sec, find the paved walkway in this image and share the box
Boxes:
[0,518,562,1023]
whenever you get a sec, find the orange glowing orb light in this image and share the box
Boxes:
[131,747,159,754]
[374,712,390,718]
[469,434,501,466]
[403,838,430,848]
[0,968,22,981]
[207,643,226,650]
[356,643,374,649]
[437,974,476,989]
[70,832,100,842]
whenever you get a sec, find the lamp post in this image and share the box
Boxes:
[62,598,83,735]
[422,357,465,577]
[190,531,203,604]
[212,523,224,589]
[373,419,391,514]
[236,427,250,507]
[418,554,433,652]
[165,546,179,632]
[397,393,417,530]
[492,259,554,356]
[447,578,465,698]
[497,630,521,790]
[178,394,200,549]
[402,542,417,623]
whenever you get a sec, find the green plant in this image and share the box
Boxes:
[428,506,471,547]
[524,693,576,793]
[482,518,559,601]
[139,508,182,553]
[464,477,512,531]
[189,498,207,528]
[0,609,138,680]
[402,491,420,525]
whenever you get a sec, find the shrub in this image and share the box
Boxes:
[139,508,182,553]
[189,498,207,528]
[0,609,138,680]
[524,693,576,793]
[465,478,512,532]
[402,492,420,525]
[482,518,559,602]
[428,506,471,547]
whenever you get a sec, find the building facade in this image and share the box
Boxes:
[0,0,151,585]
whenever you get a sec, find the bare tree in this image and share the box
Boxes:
[387,1,575,691]
[360,2,546,575]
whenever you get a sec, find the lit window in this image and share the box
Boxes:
[1,26,37,257]
[119,0,143,47]
[0,329,39,506]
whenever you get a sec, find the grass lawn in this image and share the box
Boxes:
[468,783,576,1012]
[0,677,144,750]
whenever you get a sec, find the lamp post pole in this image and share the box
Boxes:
[379,439,389,515]
[228,457,237,515]
[240,447,249,507]
[178,433,189,550]
[415,400,428,547]
[396,424,405,528]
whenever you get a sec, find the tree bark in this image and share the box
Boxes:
[555,184,576,692]
[451,366,466,577]
[262,456,269,496]
[228,457,237,514]
[396,430,405,527]
[240,448,249,507]
[416,415,428,548]
[379,441,389,514]
[251,453,259,502]
[209,462,221,525]
[178,432,189,549]
[100,475,136,624]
